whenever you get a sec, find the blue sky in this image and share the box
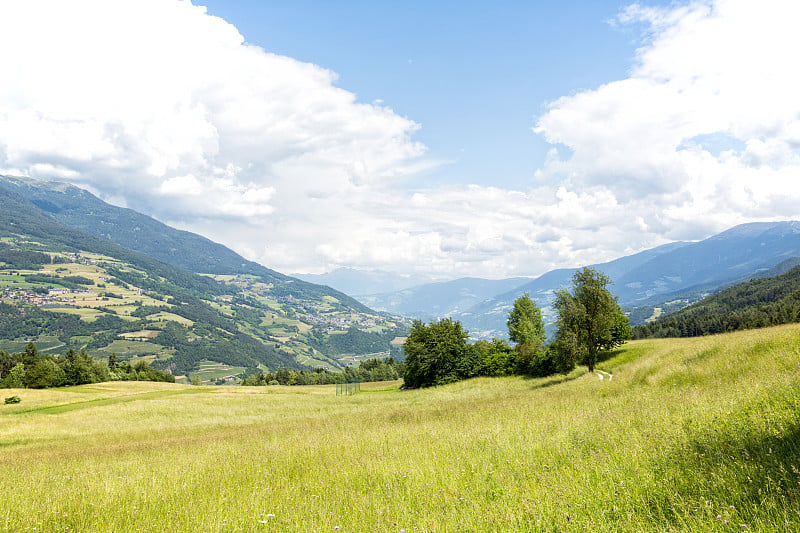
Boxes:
[1,0,799,281]
[200,1,647,190]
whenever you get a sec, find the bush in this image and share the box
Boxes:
[4,395,21,404]
[403,318,471,388]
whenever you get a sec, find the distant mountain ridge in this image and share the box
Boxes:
[351,221,800,339]
[357,277,532,321]
[464,221,800,337]
[7,175,799,348]
[633,263,800,338]
[293,267,437,296]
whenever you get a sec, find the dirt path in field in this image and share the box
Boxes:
[596,370,613,381]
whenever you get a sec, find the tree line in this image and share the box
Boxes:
[242,357,404,386]
[633,265,800,339]
[0,341,174,389]
[0,244,70,270]
[403,267,631,388]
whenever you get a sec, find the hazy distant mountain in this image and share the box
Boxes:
[612,222,800,303]
[356,221,800,339]
[459,221,800,338]
[458,241,693,337]
[623,255,800,328]
[357,277,532,320]
[293,267,435,296]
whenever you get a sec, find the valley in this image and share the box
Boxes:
[0,176,409,381]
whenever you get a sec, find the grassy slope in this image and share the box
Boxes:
[1,324,799,531]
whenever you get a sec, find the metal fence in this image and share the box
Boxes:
[336,379,360,396]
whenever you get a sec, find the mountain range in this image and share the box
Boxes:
[4,173,800,360]
[343,221,800,339]
[0,175,408,380]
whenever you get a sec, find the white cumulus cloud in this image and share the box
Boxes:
[0,0,425,259]
[2,0,800,281]
[535,0,800,244]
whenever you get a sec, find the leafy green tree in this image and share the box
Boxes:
[507,293,545,348]
[8,363,25,388]
[472,338,515,376]
[506,293,554,375]
[402,318,471,388]
[0,351,16,379]
[552,267,630,373]
[24,359,66,389]
[514,342,557,377]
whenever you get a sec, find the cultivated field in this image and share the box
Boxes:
[1,324,799,531]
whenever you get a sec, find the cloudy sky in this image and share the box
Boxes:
[2,0,799,281]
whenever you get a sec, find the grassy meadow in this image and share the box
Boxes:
[1,324,799,531]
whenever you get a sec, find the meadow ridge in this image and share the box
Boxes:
[1,324,799,532]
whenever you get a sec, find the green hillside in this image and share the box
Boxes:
[0,179,408,380]
[0,175,373,313]
[1,324,798,530]
[633,264,800,338]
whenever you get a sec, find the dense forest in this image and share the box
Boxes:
[633,265,800,338]
[0,342,173,389]
[242,357,404,386]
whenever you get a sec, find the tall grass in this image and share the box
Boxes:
[1,324,799,531]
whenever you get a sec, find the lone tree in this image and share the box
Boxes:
[402,318,471,388]
[552,267,630,373]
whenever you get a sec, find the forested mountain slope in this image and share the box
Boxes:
[633,264,800,338]
[0,176,407,380]
[457,222,800,339]
[0,175,371,313]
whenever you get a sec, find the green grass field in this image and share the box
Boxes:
[189,361,247,384]
[1,324,799,531]
[94,339,163,359]
[0,335,64,354]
